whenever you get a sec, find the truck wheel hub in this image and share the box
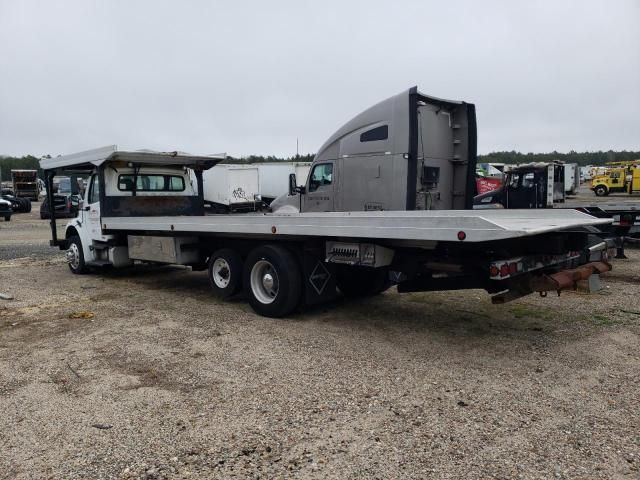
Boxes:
[66,244,80,269]
[212,258,231,288]
[250,260,279,304]
[262,273,274,290]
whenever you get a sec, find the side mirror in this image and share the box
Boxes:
[288,173,297,196]
[70,195,81,214]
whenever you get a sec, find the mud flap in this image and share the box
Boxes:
[301,247,338,306]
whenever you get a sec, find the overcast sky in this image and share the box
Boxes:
[0,0,638,158]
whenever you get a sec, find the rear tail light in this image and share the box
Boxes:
[492,261,521,278]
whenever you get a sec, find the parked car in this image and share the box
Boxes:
[1,193,31,213]
[0,197,12,221]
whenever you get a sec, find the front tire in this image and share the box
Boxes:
[208,248,243,299]
[594,185,608,197]
[66,236,89,274]
[243,245,302,318]
[3,216,10,221]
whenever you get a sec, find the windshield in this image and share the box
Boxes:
[57,177,71,194]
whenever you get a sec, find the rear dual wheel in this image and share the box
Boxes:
[208,248,243,299]
[244,245,302,318]
[207,245,302,317]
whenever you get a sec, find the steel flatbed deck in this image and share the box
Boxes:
[103,209,611,244]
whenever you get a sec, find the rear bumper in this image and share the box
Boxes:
[529,261,611,292]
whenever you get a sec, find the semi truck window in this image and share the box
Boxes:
[508,174,520,189]
[360,125,388,142]
[522,173,536,188]
[117,174,185,192]
[309,163,333,192]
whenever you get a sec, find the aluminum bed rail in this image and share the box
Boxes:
[102,209,611,244]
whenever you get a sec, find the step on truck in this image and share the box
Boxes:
[41,87,612,318]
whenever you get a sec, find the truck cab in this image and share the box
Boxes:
[41,147,221,272]
[591,165,640,196]
[473,163,565,209]
[271,87,477,213]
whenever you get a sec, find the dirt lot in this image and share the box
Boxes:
[1,204,639,479]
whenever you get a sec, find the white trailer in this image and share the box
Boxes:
[257,162,311,201]
[202,164,260,212]
[202,162,312,211]
[564,163,579,195]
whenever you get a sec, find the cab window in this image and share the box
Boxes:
[117,174,185,192]
[88,175,100,204]
[360,125,388,142]
[308,163,333,192]
[522,172,536,188]
[508,173,520,189]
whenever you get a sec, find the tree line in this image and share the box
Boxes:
[478,150,640,167]
[1,150,638,181]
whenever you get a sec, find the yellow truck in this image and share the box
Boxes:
[591,162,640,196]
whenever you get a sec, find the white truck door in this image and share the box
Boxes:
[86,174,103,240]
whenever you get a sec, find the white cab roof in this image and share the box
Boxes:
[40,145,226,171]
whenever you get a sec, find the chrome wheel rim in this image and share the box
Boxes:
[212,257,231,288]
[250,260,279,304]
[66,243,80,270]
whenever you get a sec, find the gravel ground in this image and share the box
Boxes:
[0,203,639,479]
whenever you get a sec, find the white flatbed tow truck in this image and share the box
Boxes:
[40,89,613,317]
[40,146,611,317]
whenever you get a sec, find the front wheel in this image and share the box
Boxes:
[3,216,10,221]
[208,248,243,299]
[594,185,608,197]
[243,245,302,318]
[66,236,89,274]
